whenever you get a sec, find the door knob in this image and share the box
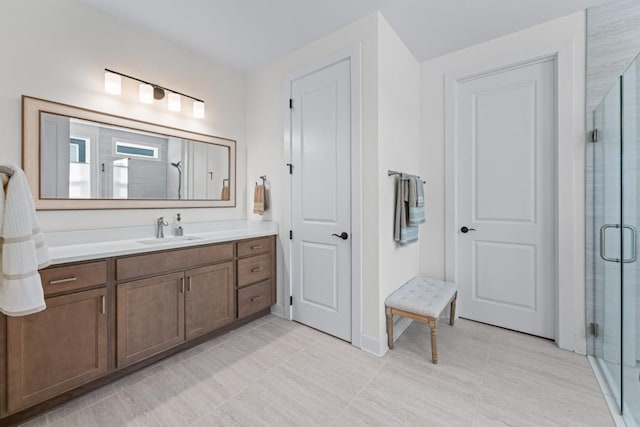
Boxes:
[332,232,349,240]
[460,226,476,234]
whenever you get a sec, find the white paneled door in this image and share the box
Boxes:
[455,58,556,338]
[290,58,352,341]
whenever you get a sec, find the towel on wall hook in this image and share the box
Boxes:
[221,178,230,200]
[253,176,268,215]
[0,165,50,316]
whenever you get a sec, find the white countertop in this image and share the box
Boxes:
[44,220,279,265]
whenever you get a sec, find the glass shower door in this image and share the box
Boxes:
[622,57,640,425]
[593,78,623,412]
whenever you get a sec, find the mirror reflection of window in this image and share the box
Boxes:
[114,141,159,159]
[68,137,91,198]
[112,158,129,199]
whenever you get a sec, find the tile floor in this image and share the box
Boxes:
[19,315,614,426]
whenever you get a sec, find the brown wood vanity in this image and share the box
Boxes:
[0,235,276,425]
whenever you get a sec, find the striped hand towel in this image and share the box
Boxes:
[408,176,425,225]
[394,178,418,244]
[0,165,50,316]
[253,183,267,215]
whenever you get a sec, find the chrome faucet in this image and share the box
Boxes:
[156,217,169,238]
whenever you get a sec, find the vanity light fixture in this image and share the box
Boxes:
[104,68,205,118]
[138,83,153,104]
[193,101,205,119]
[168,93,181,112]
[104,71,122,95]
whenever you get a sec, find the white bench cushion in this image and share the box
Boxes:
[385,277,457,318]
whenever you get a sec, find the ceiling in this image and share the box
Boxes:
[80,0,613,72]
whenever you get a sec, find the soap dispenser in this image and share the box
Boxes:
[175,213,184,236]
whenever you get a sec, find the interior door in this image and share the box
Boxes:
[455,58,556,338]
[290,58,352,341]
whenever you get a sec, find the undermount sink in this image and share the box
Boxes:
[137,236,202,245]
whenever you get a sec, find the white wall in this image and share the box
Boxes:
[376,17,421,343]
[419,11,587,351]
[0,0,247,231]
[245,13,380,339]
[246,12,421,351]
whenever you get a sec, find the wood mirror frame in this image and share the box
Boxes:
[22,96,236,210]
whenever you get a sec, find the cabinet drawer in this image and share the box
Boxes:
[40,261,107,296]
[237,253,272,288]
[238,279,272,319]
[237,236,272,258]
[116,243,233,282]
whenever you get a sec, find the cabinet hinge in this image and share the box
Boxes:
[589,322,599,338]
[591,128,599,143]
[289,98,293,109]
[290,296,293,306]
[289,230,293,240]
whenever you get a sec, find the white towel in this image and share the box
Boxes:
[0,165,49,316]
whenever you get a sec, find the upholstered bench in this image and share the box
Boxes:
[385,277,458,364]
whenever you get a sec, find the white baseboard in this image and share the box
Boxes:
[573,334,587,355]
[361,317,414,357]
[361,334,388,357]
[270,304,286,318]
[393,317,413,342]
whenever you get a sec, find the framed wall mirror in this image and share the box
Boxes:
[22,96,236,210]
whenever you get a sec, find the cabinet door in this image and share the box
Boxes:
[7,288,108,413]
[117,272,185,368]
[186,262,234,340]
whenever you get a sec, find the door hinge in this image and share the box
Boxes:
[591,128,599,143]
[289,98,293,109]
[289,230,293,240]
[290,296,293,306]
[589,322,599,338]
[286,163,293,174]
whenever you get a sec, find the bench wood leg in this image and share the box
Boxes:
[429,318,438,364]
[449,293,457,326]
[386,306,394,349]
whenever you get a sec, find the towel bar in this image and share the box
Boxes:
[387,170,425,184]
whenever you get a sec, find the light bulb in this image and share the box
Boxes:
[139,83,153,104]
[104,71,121,95]
[168,93,181,112]
[193,100,205,118]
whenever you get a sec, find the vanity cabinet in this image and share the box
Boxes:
[115,242,236,368]
[186,262,234,340]
[116,272,185,368]
[1,234,276,423]
[6,287,108,413]
[236,236,276,319]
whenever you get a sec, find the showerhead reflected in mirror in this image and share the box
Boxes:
[170,161,183,199]
[23,96,236,210]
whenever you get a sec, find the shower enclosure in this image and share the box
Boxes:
[589,54,640,425]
